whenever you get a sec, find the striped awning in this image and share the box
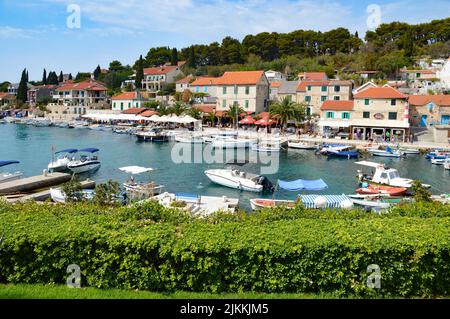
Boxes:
[299,194,351,209]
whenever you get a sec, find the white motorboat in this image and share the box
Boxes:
[252,138,282,153]
[50,188,95,203]
[319,144,351,154]
[444,158,450,170]
[205,168,274,192]
[288,141,318,150]
[0,160,23,184]
[67,148,101,174]
[175,134,204,144]
[48,148,78,172]
[135,128,170,142]
[119,166,164,200]
[356,161,430,188]
[210,135,255,149]
[368,147,405,158]
[348,194,406,209]
[398,148,420,155]
[0,119,6,124]
[89,124,111,131]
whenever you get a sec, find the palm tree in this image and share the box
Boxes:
[269,97,307,132]
[225,104,245,129]
[169,102,187,116]
[157,104,171,116]
[207,112,216,127]
[186,107,202,120]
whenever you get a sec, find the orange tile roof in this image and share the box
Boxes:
[195,105,215,114]
[176,76,194,84]
[140,110,159,117]
[300,72,327,81]
[354,86,408,99]
[297,81,330,91]
[214,71,265,85]
[0,92,10,98]
[112,92,138,100]
[409,95,450,106]
[144,65,179,75]
[400,69,435,74]
[190,77,219,86]
[321,100,354,111]
[122,107,147,115]
[56,80,107,92]
[270,82,281,88]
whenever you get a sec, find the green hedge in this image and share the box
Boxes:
[0,201,449,297]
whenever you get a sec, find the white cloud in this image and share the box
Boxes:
[0,26,28,39]
[42,0,356,40]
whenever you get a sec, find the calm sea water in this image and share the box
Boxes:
[1,123,449,211]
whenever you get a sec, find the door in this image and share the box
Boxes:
[420,115,428,127]
[441,115,450,125]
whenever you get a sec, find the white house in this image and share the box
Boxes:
[143,64,184,93]
[265,70,287,82]
[437,58,450,90]
[111,91,146,111]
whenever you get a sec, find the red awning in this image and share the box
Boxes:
[239,116,255,125]
[255,117,276,126]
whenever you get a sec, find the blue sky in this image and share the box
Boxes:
[1,0,449,82]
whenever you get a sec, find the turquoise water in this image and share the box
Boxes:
[1,123,449,210]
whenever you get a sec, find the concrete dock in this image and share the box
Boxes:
[6,180,96,203]
[0,172,72,195]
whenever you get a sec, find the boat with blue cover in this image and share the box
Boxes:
[327,150,359,159]
[48,148,78,172]
[369,146,405,158]
[67,148,101,174]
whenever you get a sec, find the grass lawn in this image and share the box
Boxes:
[0,284,338,299]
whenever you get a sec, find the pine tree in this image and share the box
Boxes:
[171,48,178,66]
[47,71,59,85]
[26,71,29,82]
[188,46,196,68]
[17,69,28,104]
[135,55,144,90]
[93,65,101,80]
[42,69,47,85]
[59,71,64,83]
[69,73,73,80]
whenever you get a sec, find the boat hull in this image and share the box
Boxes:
[204,170,263,192]
[67,161,101,174]
[288,142,317,150]
[0,172,23,184]
[356,185,407,196]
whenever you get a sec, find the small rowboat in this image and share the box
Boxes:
[356,184,407,196]
[349,194,405,209]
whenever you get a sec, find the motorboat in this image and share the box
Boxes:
[349,194,405,209]
[250,194,353,210]
[50,187,95,203]
[113,127,134,134]
[356,184,407,196]
[119,166,164,200]
[426,150,450,159]
[0,160,23,184]
[48,148,78,172]
[319,144,351,155]
[151,192,239,216]
[327,150,359,159]
[356,161,430,188]
[445,158,450,170]
[210,135,255,149]
[288,141,318,150]
[0,119,6,124]
[67,148,101,174]
[251,138,282,153]
[135,128,170,142]
[89,124,111,131]
[32,118,53,127]
[368,147,405,158]
[175,134,204,144]
[431,157,447,165]
[205,167,274,192]
[398,148,420,155]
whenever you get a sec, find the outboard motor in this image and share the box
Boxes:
[258,176,275,193]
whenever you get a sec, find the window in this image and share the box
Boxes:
[222,100,226,108]
[245,100,249,109]
[342,112,350,119]
[364,99,370,106]
[307,85,311,91]
[223,87,227,94]
[334,85,340,92]
[305,96,311,102]
[326,111,334,119]
[334,96,340,101]
[321,96,327,102]
[196,86,199,93]
[416,73,420,78]
[234,85,238,94]
[390,99,396,106]
[120,102,124,111]
[204,86,207,93]
[113,102,116,109]
[287,95,292,101]
[381,173,388,179]
[128,102,131,108]
[388,112,397,120]
[321,86,327,92]
[363,111,370,119]
[245,86,250,95]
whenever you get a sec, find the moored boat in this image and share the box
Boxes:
[445,158,450,170]
[288,141,318,150]
[0,160,23,184]
[50,188,95,203]
[48,148,78,172]
[356,184,407,196]
[119,166,164,200]
[67,148,101,174]
[349,194,405,209]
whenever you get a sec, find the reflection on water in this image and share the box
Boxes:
[1,123,449,211]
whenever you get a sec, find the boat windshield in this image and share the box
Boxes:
[389,171,400,179]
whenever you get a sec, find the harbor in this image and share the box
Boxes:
[1,121,449,211]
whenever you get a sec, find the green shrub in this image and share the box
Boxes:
[0,201,449,297]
